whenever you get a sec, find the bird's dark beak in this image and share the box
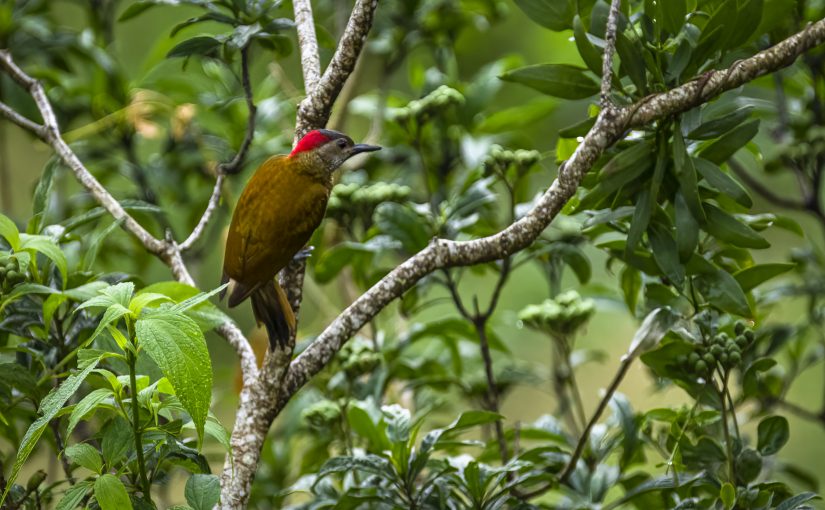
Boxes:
[350,143,382,156]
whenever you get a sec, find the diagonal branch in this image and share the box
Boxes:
[274,18,825,414]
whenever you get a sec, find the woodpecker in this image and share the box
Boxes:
[221,129,381,349]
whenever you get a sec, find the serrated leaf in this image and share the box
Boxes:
[136,312,212,447]
[500,64,599,99]
[67,388,113,437]
[94,474,132,510]
[139,281,229,330]
[101,416,132,466]
[0,355,102,506]
[55,480,92,510]
[185,474,220,510]
[64,443,103,473]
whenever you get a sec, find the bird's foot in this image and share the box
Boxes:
[294,246,315,261]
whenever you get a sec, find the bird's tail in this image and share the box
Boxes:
[250,279,296,350]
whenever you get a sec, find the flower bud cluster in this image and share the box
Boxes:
[518,290,595,337]
[388,85,465,123]
[0,256,27,295]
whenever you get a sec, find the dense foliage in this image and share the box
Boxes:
[1,0,825,509]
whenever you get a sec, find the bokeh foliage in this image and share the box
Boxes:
[1,0,825,509]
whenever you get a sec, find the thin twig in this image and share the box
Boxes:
[559,356,633,482]
[474,317,509,464]
[600,0,622,109]
[727,158,812,211]
[217,46,257,176]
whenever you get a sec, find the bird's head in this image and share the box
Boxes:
[290,129,381,174]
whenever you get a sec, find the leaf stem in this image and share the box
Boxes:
[127,330,151,499]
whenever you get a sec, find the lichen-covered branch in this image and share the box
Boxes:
[293,0,321,91]
[276,18,825,412]
[600,0,622,108]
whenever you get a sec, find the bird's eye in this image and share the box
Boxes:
[336,139,347,148]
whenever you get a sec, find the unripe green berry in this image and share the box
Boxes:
[695,360,708,373]
[729,351,741,365]
[735,321,746,335]
[703,353,715,366]
[688,352,700,364]
[711,345,724,357]
[745,330,755,343]
[718,352,728,364]
[736,335,748,349]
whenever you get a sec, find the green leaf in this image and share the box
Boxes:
[697,120,760,164]
[658,0,686,35]
[558,115,596,138]
[67,388,113,437]
[703,203,770,249]
[86,304,132,347]
[139,281,229,330]
[171,12,237,36]
[83,219,124,272]
[578,141,655,210]
[673,128,705,222]
[101,416,132,466]
[648,222,684,286]
[734,263,795,292]
[374,203,432,253]
[694,158,752,207]
[616,30,647,94]
[19,234,68,286]
[185,474,220,510]
[694,269,751,317]
[729,0,764,47]
[0,355,103,506]
[757,416,789,455]
[674,192,699,261]
[64,443,103,473]
[513,0,574,31]
[167,36,222,59]
[720,482,736,510]
[620,266,641,313]
[94,474,132,510]
[688,106,754,140]
[31,160,56,233]
[500,64,599,99]
[136,312,212,447]
[55,480,92,510]
[573,15,602,75]
[624,307,679,360]
[775,492,820,510]
[316,455,392,480]
[478,97,557,133]
[0,213,20,250]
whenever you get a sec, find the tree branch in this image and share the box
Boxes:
[294,0,379,138]
[293,0,321,91]
[0,49,259,388]
[600,0,622,108]
[274,18,825,416]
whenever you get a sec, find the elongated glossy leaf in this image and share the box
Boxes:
[31,160,56,234]
[694,157,752,207]
[694,269,751,317]
[500,64,599,99]
[94,474,132,510]
[776,492,820,510]
[648,222,684,285]
[658,0,686,35]
[688,106,754,140]
[167,36,222,59]
[673,129,705,222]
[616,30,647,94]
[136,312,212,447]
[734,263,795,292]
[703,204,770,249]
[620,266,642,313]
[19,234,67,286]
[729,0,764,47]
[578,141,655,210]
[573,15,602,75]
[675,192,699,261]
[624,307,679,361]
[698,120,760,164]
[0,356,102,506]
[513,0,574,31]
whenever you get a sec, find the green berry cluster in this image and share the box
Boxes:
[301,399,342,430]
[678,321,755,375]
[483,144,541,172]
[518,290,595,337]
[339,337,381,378]
[0,256,27,295]
[388,85,465,123]
[327,182,412,215]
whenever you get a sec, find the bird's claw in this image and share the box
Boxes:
[295,246,315,261]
